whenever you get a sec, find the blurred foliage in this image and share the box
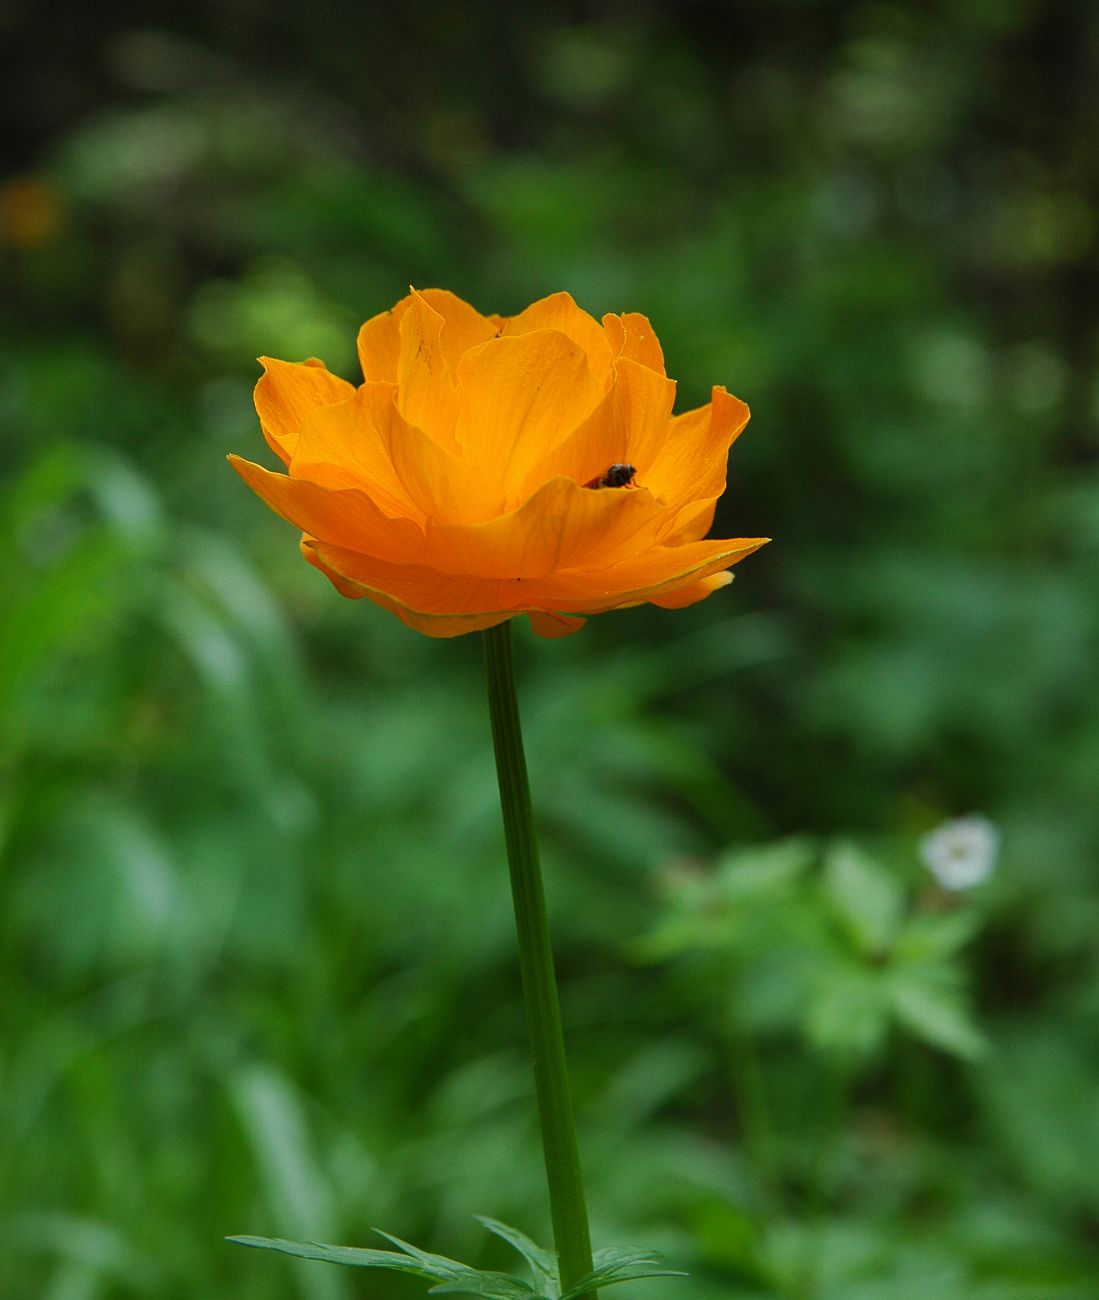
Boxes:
[2,1,1098,1298]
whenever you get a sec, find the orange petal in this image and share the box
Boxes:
[290,383,423,521]
[602,312,666,374]
[647,571,734,608]
[518,355,675,498]
[612,359,677,482]
[520,536,769,613]
[503,292,614,387]
[644,386,750,513]
[229,455,424,564]
[454,330,604,494]
[255,357,355,465]
[358,289,500,384]
[375,389,497,525]
[527,610,586,638]
[299,536,366,599]
[396,290,462,451]
[301,539,515,637]
[415,289,500,369]
[301,536,764,635]
[357,304,409,383]
[669,497,717,543]
[425,475,666,579]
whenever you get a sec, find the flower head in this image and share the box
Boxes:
[230,289,768,637]
[919,815,1000,891]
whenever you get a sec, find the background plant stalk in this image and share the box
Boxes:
[483,621,597,1298]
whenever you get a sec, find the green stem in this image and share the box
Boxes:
[483,620,596,1298]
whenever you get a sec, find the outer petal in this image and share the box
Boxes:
[228,456,424,564]
[517,535,769,613]
[255,358,355,465]
[453,330,604,494]
[425,475,666,579]
[647,571,734,608]
[527,611,586,638]
[290,383,424,521]
[602,312,666,374]
[301,538,514,637]
[301,535,765,632]
[503,292,614,387]
[644,386,750,514]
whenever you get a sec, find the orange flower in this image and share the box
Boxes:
[230,289,767,638]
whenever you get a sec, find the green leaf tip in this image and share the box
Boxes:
[560,1247,688,1298]
[475,1217,558,1291]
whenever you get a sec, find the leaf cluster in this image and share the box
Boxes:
[230,1218,684,1299]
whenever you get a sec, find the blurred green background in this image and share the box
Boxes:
[3,2,1098,1297]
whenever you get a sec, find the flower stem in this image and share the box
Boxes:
[482,620,596,1298]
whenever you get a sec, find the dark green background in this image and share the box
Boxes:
[3,3,1098,1297]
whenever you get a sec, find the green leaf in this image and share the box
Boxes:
[893,910,981,963]
[228,1234,540,1299]
[428,1283,548,1299]
[375,1231,540,1299]
[475,1217,559,1295]
[713,836,817,899]
[888,970,988,1060]
[805,958,890,1057]
[559,1248,687,1298]
[823,843,905,957]
[229,1234,449,1277]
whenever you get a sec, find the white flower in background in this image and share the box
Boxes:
[919,814,1000,891]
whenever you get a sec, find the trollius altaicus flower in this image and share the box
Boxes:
[230,289,768,637]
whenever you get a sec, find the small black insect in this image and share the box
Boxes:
[584,463,637,489]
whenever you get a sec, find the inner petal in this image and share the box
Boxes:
[602,311,666,374]
[396,291,462,452]
[358,289,501,385]
[453,329,604,502]
[502,292,614,387]
[534,357,672,487]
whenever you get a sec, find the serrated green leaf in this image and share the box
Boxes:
[228,1234,452,1278]
[475,1217,558,1294]
[374,1231,539,1298]
[427,1282,547,1299]
[591,1248,668,1270]
[559,1248,687,1298]
[426,1278,544,1299]
[372,1229,465,1269]
[228,1233,539,1297]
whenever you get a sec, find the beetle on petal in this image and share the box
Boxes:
[583,463,638,490]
